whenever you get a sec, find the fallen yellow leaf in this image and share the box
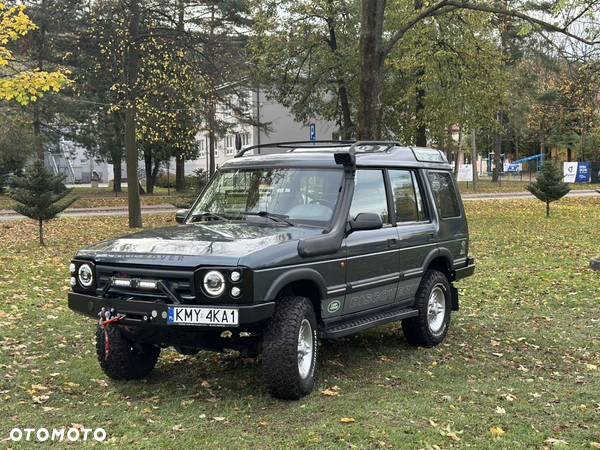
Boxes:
[490,426,505,439]
[339,417,355,424]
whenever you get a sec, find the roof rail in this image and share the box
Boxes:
[234,140,354,158]
[234,140,405,158]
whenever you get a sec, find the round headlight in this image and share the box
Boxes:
[78,264,94,287]
[230,271,241,282]
[203,270,225,297]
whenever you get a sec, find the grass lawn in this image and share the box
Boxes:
[0,198,599,448]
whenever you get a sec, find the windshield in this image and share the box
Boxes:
[191,168,343,226]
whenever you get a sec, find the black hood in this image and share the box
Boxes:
[76,222,321,268]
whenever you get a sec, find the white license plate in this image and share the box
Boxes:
[167,306,238,326]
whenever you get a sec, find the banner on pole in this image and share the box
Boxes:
[564,162,591,183]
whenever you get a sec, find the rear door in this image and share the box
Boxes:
[388,169,436,306]
[426,170,469,265]
[342,169,400,315]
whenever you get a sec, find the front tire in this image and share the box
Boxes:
[95,326,160,380]
[262,296,318,400]
[402,270,452,347]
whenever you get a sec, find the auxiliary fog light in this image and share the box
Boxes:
[231,287,241,297]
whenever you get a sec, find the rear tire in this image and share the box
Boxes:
[96,326,160,380]
[402,270,452,347]
[262,296,318,400]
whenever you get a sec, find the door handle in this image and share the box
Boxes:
[387,238,399,248]
[426,233,435,241]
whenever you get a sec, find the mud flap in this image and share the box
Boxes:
[450,285,459,311]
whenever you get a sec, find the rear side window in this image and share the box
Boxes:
[427,171,460,218]
[350,170,390,223]
[388,170,428,223]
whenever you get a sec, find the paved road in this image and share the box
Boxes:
[0,205,178,222]
[461,189,599,201]
[0,190,597,221]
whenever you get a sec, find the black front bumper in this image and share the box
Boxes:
[68,292,275,329]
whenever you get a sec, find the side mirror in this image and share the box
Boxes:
[348,212,383,232]
[175,209,189,224]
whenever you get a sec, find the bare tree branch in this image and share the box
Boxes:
[444,1,600,45]
[382,0,450,56]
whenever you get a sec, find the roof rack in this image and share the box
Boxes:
[234,140,402,158]
[234,140,354,158]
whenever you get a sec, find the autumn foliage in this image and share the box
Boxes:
[0,3,69,105]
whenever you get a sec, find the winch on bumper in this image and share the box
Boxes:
[68,292,275,329]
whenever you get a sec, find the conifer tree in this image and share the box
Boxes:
[7,160,77,245]
[526,162,571,217]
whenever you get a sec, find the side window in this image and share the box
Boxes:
[350,170,389,224]
[389,170,428,223]
[427,171,461,219]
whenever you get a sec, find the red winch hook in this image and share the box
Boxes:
[98,308,125,359]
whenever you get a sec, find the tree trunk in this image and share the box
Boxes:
[208,116,216,176]
[144,147,154,194]
[33,104,44,160]
[175,154,186,191]
[39,219,44,246]
[454,124,463,175]
[124,0,142,228]
[471,129,478,191]
[112,158,122,193]
[546,200,550,217]
[492,130,502,182]
[325,7,353,140]
[357,0,386,140]
[112,115,123,193]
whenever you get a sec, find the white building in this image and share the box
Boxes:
[46,137,112,185]
[185,89,338,174]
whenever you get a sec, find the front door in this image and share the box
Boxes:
[388,169,436,306]
[342,169,400,315]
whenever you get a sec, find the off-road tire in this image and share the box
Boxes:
[262,296,318,400]
[402,270,452,347]
[95,326,160,380]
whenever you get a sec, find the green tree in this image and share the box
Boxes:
[6,159,77,244]
[0,110,37,191]
[526,161,570,217]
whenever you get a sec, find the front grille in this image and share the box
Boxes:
[95,265,196,303]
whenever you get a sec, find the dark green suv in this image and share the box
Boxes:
[68,141,475,399]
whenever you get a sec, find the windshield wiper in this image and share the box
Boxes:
[242,211,295,226]
[189,211,230,222]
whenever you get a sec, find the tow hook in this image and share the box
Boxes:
[98,307,125,359]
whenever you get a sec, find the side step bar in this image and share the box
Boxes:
[322,307,418,339]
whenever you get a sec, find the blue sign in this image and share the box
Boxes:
[507,163,522,172]
[309,123,316,142]
[576,162,591,183]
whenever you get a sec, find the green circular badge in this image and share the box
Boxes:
[327,300,341,313]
